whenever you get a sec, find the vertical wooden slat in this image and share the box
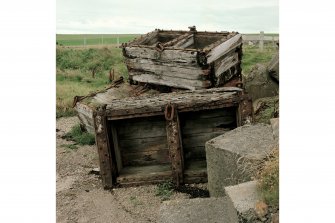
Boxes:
[93,110,115,188]
[237,95,253,126]
[110,123,122,173]
[166,106,184,186]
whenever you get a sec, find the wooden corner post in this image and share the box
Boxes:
[165,103,184,187]
[237,94,253,126]
[93,106,115,189]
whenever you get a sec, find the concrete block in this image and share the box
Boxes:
[270,118,279,140]
[206,124,276,197]
[158,197,238,223]
[224,181,260,214]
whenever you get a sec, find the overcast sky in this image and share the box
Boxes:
[56,0,278,34]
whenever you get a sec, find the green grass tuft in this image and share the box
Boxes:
[257,148,279,209]
[63,124,95,145]
[155,181,174,201]
[242,44,278,75]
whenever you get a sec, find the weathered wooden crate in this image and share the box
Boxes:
[75,87,253,188]
[122,27,243,90]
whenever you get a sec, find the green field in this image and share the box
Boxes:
[56,34,140,46]
[56,36,277,118]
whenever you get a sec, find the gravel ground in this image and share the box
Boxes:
[56,116,198,223]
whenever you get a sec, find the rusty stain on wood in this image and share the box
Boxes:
[165,104,184,186]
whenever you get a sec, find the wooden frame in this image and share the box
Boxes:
[122,28,243,90]
[78,87,253,188]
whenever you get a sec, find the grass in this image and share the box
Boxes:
[257,147,279,209]
[56,34,139,46]
[242,43,278,75]
[63,124,95,145]
[56,37,277,118]
[155,181,174,201]
[56,46,128,118]
[61,144,79,150]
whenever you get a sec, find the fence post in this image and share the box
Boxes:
[117,36,119,47]
[259,31,264,51]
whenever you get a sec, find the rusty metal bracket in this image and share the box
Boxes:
[164,103,175,121]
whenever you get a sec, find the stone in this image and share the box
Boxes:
[270,118,279,140]
[244,64,279,101]
[225,181,261,214]
[267,52,279,83]
[206,124,276,197]
[158,197,238,223]
[253,96,279,124]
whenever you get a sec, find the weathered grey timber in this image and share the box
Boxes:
[206,124,276,197]
[159,197,238,223]
[74,86,253,188]
[122,27,243,90]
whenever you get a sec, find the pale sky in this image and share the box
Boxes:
[56,0,278,34]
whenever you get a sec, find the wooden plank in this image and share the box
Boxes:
[116,116,167,139]
[135,30,159,45]
[166,108,184,186]
[75,102,95,134]
[119,137,168,152]
[207,33,242,64]
[93,112,115,188]
[161,33,193,47]
[110,123,122,173]
[122,149,170,166]
[174,34,194,48]
[237,95,253,126]
[101,88,243,118]
[131,73,210,90]
[117,164,172,184]
[215,52,239,77]
[125,58,203,79]
[124,47,198,65]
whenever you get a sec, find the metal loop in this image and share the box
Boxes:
[164,103,175,121]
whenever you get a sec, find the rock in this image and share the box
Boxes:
[270,118,279,140]
[267,53,279,83]
[206,124,276,197]
[253,96,279,124]
[158,197,238,223]
[225,181,261,214]
[244,64,279,101]
[225,181,271,223]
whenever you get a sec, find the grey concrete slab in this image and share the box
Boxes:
[158,197,238,223]
[224,180,260,214]
[206,124,276,197]
[270,118,279,140]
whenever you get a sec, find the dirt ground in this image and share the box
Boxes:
[56,117,204,223]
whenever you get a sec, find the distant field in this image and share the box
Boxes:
[56,34,140,46]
